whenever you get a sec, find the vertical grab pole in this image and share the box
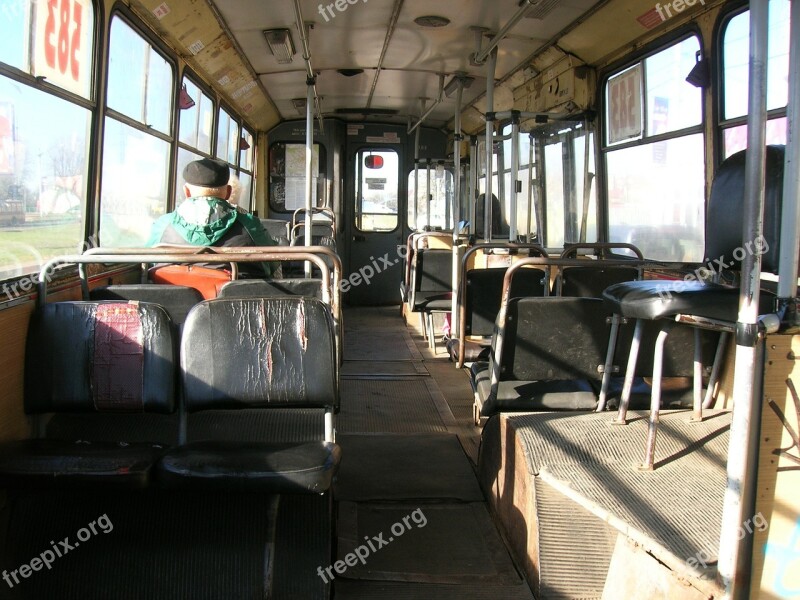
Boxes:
[470,136,478,234]
[304,79,315,278]
[778,0,800,303]
[484,49,497,241]
[718,0,769,596]
[452,81,464,339]
[426,160,432,230]
[414,124,421,231]
[527,133,534,243]
[509,111,520,242]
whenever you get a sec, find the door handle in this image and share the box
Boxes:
[353,234,366,242]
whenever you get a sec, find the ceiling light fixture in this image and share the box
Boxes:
[263,29,296,64]
[414,15,450,28]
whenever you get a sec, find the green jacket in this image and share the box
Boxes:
[147,196,277,276]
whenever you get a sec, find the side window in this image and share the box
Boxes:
[720,0,790,156]
[0,0,95,283]
[99,15,174,247]
[216,108,238,165]
[407,165,454,231]
[175,77,214,205]
[603,36,705,262]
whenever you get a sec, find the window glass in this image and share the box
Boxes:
[407,167,453,230]
[107,17,172,134]
[0,0,95,99]
[0,77,90,281]
[178,78,213,154]
[607,134,705,261]
[240,128,254,171]
[236,171,253,211]
[645,37,702,135]
[723,117,788,158]
[544,142,565,248]
[99,117,170,246]
[722,0,791,120]
[356,150,398,232]
[573,132,597,244]
[216,108,238,165]
[269,143,324,212]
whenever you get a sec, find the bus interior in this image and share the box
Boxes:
[0,0,798,598]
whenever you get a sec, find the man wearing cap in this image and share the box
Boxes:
[147,158,277,276]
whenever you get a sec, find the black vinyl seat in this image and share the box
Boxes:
[448,265,548,365]
[600,145,788,469]
[471,297,610,423]
[218,278,323,300]
[0,301,177,488]
[156,297,341,493]
[90,284,203,330]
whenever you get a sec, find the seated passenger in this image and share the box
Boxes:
[147,158,277,277]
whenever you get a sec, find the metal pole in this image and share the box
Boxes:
[778,0,800,300]
[452,82,464,338]
[426,160,432,229]
[469,136,478,235]
[527,133,534,243]
[510,112,520,242]
[414,121,422,230]
[473,0,536,64]
[718,0,769,596]
[304,81,314,278]
[484,49,497,240]
[408,75,444,134]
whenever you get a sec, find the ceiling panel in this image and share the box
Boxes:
[214,0,603,125]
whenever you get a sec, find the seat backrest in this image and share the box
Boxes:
[465,267,548,336]
[706,145,786,274]
[25,301,176,415]
[181,297,338,412]
[559,266,640,298]
[494,297,609,382]
[90,285,203,328]
[219,278,323,300]
[414,249,452,294]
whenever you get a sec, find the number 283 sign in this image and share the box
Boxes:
[33,0,92,97]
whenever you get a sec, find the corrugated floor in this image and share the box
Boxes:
[507,410,730,563]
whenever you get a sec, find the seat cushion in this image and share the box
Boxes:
[476,377,597,416]
[603,280,740,321]
[156,441,341,493]
[0,439,165,489]
[446,338,490,363]
[413,292,452,311]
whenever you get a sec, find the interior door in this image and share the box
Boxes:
[346,148,403,306]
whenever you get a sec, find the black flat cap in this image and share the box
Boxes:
[183,158,230,187]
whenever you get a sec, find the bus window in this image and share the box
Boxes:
[100,15,174,247]
[0,67,92,283]
[720,0,790,156]
[269,143,325,213]
[356,149,398,232]
[178,78,213,155]
[216,108,239,166]
[407,166,454,231]
[604,36,705,262]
